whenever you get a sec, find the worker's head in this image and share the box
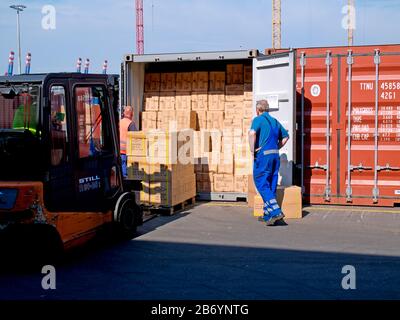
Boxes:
[123,106,133,120]
[256,100,269,115]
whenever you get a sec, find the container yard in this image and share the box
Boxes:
[0,0,399,311]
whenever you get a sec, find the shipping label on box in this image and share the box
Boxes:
[192,72,209,92]
[145,73,161,92]
[143,92,160,111]
[244,65,253,84]
[227,64,244,85]
[209,72,226,92]
[208,92,225,111]
[191,93,208,111]
[176,72,192,92]
[175,93,192,111]
[160,73,176,92]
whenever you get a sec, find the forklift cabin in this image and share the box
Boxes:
[0,73,142,254]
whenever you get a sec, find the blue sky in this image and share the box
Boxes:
[1,0,399,74]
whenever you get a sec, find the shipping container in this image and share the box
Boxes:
[295,44,400,206]
[122,50,297,201]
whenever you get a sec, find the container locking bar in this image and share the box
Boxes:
[325,51,332,201]
[349,163,372,171]
[373,49,381,203]
[300,52,306,195]
[346,50,354,202]
[376,164,400,171]
[307,161,328,170]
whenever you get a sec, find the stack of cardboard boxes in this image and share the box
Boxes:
[126,131,196,207]
[138,63,254,200]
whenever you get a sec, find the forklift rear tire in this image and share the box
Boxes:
[114,192,140,239]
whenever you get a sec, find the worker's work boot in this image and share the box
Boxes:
[270,213,285,225]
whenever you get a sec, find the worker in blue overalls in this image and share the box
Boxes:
[249,100,289,226]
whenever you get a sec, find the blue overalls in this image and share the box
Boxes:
[252,114,285,220]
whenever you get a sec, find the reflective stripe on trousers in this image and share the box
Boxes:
[253,149,282,218]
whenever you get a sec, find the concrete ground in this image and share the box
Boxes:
[0,202,399,300]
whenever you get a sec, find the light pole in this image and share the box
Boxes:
[10,4,26,74]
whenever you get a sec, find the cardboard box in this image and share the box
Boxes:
[223,118,243,137]
[144,73,161,92]
[209,72,226,92]
[159,92,176,111]
[141,173,196,206]
[143,92,160,111]
[226,64,244,85]
[192,72,209,92]
[224,102,245,119]
[141,111,158,130]
[160,73,176,92]
[225,85,244,103]
[202,153,219,173]
[146,162,195,182]
[253,194,264,217]
[206,111,224,130]
[175,92,192,111]
[244,65,253,84]
[217,153,233,174]
[157,111,177,130]
[248,191,256,208]
[234,175,249,193]
[176,111,197,130]
[176,72,192,92]
[126,131,147,157]
[243,83,253,101]
[213,174,234,192]
[243,101,253,119]
[235,158,252,176]
[242,118,252,136]
[221,134,241,154]
[193,130,213,158]
[208,92,225,111]
[277,186,303,219]
[191,93,208,111]
[126,158,148,180]
[248,174,256,194]
[196,111,207,130]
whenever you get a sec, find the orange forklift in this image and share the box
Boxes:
[0,73,142,262]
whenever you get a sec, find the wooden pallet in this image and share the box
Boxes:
[143,197,196,216]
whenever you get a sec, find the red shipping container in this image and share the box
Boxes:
[296,44,400,206]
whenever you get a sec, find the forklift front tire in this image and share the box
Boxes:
[113,192,140,239]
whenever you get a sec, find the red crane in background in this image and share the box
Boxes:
[135,0,144,54]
